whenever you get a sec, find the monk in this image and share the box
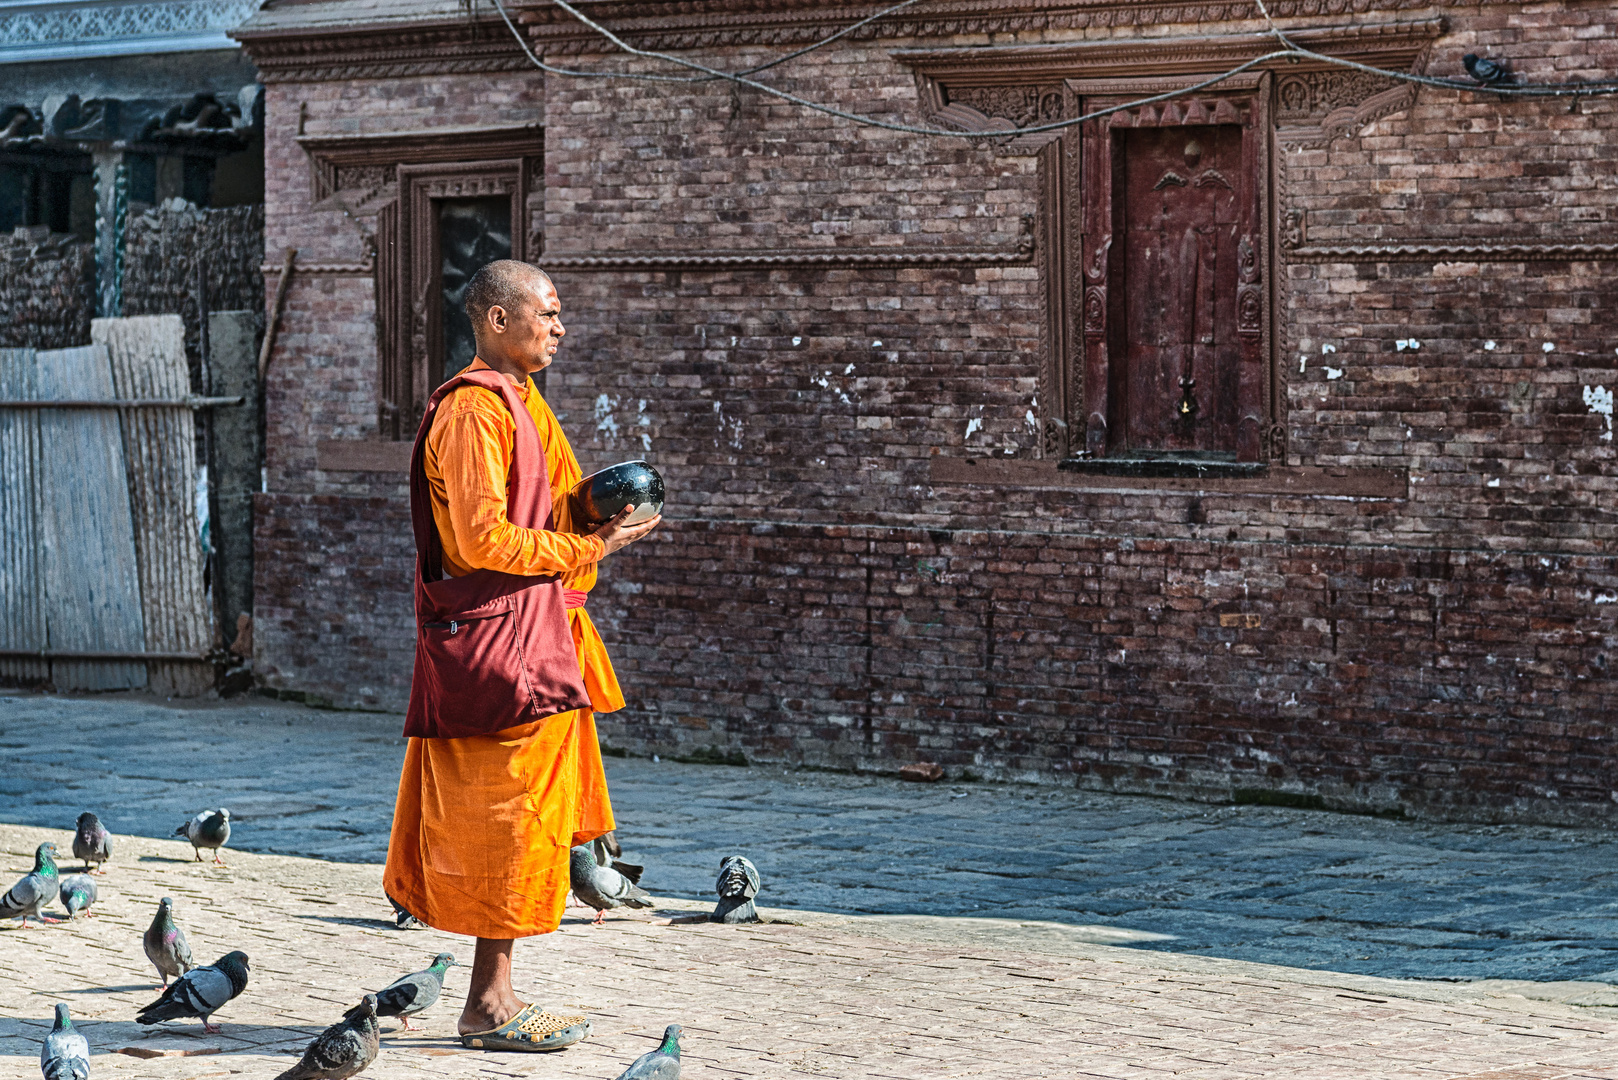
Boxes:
[383,259,659,1052]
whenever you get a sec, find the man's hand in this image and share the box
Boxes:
[594,505,661,555]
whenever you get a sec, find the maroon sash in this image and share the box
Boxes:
[402,368,592,739]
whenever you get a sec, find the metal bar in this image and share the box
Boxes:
[0,395,245,409]
[0,649,208,661]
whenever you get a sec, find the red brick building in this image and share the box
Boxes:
[235,1,1618,823]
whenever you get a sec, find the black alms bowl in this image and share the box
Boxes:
[570,460,665,530]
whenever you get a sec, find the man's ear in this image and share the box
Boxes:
[485,304,508,336]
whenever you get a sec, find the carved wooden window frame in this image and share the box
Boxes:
[296,124,542,440]
[895,19,1445,467]
[1065,74,1273,463]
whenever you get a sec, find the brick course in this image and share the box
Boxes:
[249,3,1618,822]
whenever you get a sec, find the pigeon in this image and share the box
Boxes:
[58,874,98,919]
[570,844,653,926]
[592,832,644,884]
[0,841,61,926]
[711,855,761,924]
[176,809,231,865]
[135,949,249,1033]
[613,1024,683,1080]
[71,812,112,873]
[386,894,424,930]
[274,994,380,1080]
[143,896,196,988]
[1462,53,1512,86]
[40,1003,90,1080]
[374,952,457,1031]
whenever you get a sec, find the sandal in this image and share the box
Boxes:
[460,1004,591,1052]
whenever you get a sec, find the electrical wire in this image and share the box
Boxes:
[489,0,1618,140]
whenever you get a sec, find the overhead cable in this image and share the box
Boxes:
[488,0,1618,141]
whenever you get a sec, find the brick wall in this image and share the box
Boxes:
[250,2,1618,823]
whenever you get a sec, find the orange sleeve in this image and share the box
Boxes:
[434,403,606,576]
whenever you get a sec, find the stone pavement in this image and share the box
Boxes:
[5,691,1618,985]
[3,822,1618,1080]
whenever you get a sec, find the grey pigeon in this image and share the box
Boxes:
[72,812,112,873]
[594,831,644,883]
[570,844,653,926]
[58,874,98,919]
[274,994,380,1080]
[613,1024,682,1080]
[374,952,457,1030]
[136,949,249,1033]
[1,842,61,926]
[40,1003,90,1080]
[711,855,761,924]
[143,896,196,988]
[386,893,424,930]
[1462,53,1512,86]
[175,809,231,865]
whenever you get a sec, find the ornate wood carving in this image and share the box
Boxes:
[509,1,1442,56]
[1036,138,1068,459]
[235,18,531,83]
[298,125,543,207]
[1282,239,1618,263]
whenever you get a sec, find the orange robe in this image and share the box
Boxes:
[384,358,621,939]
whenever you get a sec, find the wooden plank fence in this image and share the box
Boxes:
[0,316,214,692]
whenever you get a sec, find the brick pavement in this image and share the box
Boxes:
[3,822,1618,1080]
[7,692,1618,983]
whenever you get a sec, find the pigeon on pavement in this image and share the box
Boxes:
[570,844,653,926]
[613,1024,683,1080]
[40,1003,90,1080]
[0,842,61,927]
[374,952,457,1030]
[175,809,231,865]
[144,896,196,988]
[1462,53,1512,86]
[593,831,644,883]
[136,950,249,1033]
[711,855,761,924]
[71,812,112,874]
[274,994,380,1080]
[58,874,98,919]
[386,894,424,930]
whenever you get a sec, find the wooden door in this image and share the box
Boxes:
[1111,125,1245,455]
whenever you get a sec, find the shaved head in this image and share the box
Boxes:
[463,260,553,334]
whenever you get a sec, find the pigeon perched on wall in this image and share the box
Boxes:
[72,812,112,874]
[1462,54,1513,86]
[274,994,380,1080]
[0,842,61,926]
[40,1004,90,1080]
[592,833,644,884]
[58,874,98,919]
[135,949,249,1033]
[176,809,231,865]
[711,855,761,924]
[374,952,457,1030]
[570,844,653,926]
[613,1024,683,1080]
[144,896,196,988]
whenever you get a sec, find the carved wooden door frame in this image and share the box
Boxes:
[1065,74,1272,463]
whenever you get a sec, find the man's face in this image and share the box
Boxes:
[486,274,564,373]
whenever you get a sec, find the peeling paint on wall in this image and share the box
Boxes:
[594,393,621,438]
[1583,384,1613,441]
[1325,367,1344,380]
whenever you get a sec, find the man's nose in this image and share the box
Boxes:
[552,319,565,337]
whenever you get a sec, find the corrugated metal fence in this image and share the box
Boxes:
[0,315,216,692]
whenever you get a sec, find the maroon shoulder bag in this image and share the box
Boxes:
[402,368,592,739]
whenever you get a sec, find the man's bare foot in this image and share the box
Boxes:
[458,992,527,1036]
